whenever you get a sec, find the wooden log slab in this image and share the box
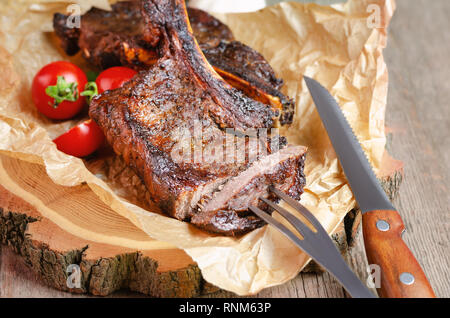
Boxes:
[0,149,402,297]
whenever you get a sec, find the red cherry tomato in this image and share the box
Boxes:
[53,120,105,158]
[96,66,137,94]
[32,61,87,120]
[51,66,135,157]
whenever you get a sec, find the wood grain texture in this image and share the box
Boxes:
[1,0,449,298]
[362,210,436,298]
[381,0,450,298]
[0,183,205,298]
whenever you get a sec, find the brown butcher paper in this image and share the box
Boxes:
[0,0,395,295]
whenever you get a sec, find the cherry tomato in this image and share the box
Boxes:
[51,66,135,157]
[53,120,105,158]
[32,61,87,120]
[96,66,137,94]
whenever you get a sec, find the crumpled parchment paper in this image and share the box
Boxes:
[0,0,395,295]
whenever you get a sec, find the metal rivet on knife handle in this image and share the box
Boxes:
[400,272,415,285]
[376,220,390,232]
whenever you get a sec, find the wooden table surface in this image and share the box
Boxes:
[0,0,449,298]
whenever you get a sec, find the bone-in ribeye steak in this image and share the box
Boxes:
[53,0,294,125]
[88,0,307,235]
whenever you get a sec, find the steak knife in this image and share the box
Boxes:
[304,76,436,298]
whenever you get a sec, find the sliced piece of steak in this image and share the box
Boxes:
[89,0,307,235]
[191,147,306,235]
[53,0,294,125]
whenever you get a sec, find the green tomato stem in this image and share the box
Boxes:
[45,76,79,108]
[80,81,98,105]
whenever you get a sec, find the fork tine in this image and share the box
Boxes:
[250,204,337,271]
[259,197,316,241]
[249,205,291,235]
[270,186,326,233]
[250,193,376,298]
[249,205,317,252]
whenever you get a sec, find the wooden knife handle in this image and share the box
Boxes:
[362,210,436,298]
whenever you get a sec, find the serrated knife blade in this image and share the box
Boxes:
[303,76,394,213]
[304,76,436,298]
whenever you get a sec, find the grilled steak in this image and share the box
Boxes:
[53,1,158,68]
[186,7,234,50]
[53,1,231,68]
[53,0,295,125]
[204,42,295,125]
[89,0,307,235]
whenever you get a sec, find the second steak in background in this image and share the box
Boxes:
[53,0,295,125]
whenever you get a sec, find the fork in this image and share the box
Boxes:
[249,187,376,298]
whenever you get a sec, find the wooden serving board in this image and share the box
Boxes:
[0,150,403,297]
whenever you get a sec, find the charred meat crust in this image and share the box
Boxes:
[203,41,295,125]
[54,1,159,69]
[144,0,277,131]
[53,13,80,55]
[53,0,294,124]
[52,1,234,69]
[203,41,283,91]
[186,7,234,50]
